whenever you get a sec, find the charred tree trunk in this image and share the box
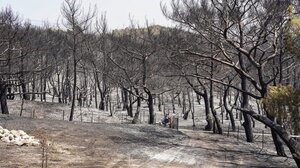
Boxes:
[31,75,36,101]
[183,89,192,120]
[105,95,109,111]
[43,78,47,102]
[144,87,154,124]
[122,88,127,111]
[268,114,287,157]
[116,87,121,109]
[93,72,98,108]
[240,108,300,167]
[237,20,253,142]
[171,93,176,114]
[108,91,113,116]
[259,72,287,156]
[20,51,30,100]
[223,86,236,132]
[196,94,201,105]
[241,86,253,142]
[158,94,162,112]
[182,91,187,118]
[128,91,133,117]
[0,81,9,114]
[40,72,43,102]
[69,63,76,121]
[239,55,253,141]
[94,72,105,111]
[66,62,71,103]
[191,91,195,128]
[177,94,181,107]
[69,36,77,121]
[132,88,141,124]
[20,79,29,100]
[209,54,222,134]
[99,92,105,110]
[57,73,62,103]
[203,92,213,131]
[123,88,130,115]
[210,91,222,134]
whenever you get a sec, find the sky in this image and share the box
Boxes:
[0,0,173,29]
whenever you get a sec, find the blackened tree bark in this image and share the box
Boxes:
[93,71,98,108]
[0,80,9,114]
[20,52,30,100]
[69,43,77,121]
[158,94,162,111]
[122,88,129,113]
[128,92,133,117]
[94,71,108,111]
[223,86,236,132]
[209,51,222,134]
[132,88,141,124]
[184,76,213,131]
[57,73,62,103]
[183,88,192,120]
[203,91,213,131]
[182,90,187,119]
[31,75,36,101]
[43,77,47,102]
[268,114,287,156]
[262,86,287,157]
[61,0,95,121]
[145,87,154,124]
[240,77,253,142]
[240,108,300,167]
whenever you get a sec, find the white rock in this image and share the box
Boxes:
[8,134,14,141]
[1,136,10,143]
[3,129,9,134]
[11,130,21,138]
[18,130,26,136]
[2,132,9,138]
[14,140,25,146]
[0,126,3,130]
[25,136,34,141]
[22,135,30,140]
[31,140,40,146]
[13,136,21,142]
[22,138,29,143]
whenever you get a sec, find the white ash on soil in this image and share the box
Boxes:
[0,125,39,146]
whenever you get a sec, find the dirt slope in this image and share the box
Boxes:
[0,114,296,168]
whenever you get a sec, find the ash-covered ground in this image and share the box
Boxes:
[0,100,297,167]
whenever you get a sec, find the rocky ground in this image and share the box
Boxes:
[0,100,297,167]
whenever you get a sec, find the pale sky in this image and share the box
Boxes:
[0,0,173,29]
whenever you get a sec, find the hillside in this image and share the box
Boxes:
[0,101,297,168]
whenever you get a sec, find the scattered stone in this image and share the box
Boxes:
[8,134,14,141]
[11,130,20,137]
[1,136,10,143]
[14,140,25,146]
[3,129,9,134]
[18,130,26,136]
